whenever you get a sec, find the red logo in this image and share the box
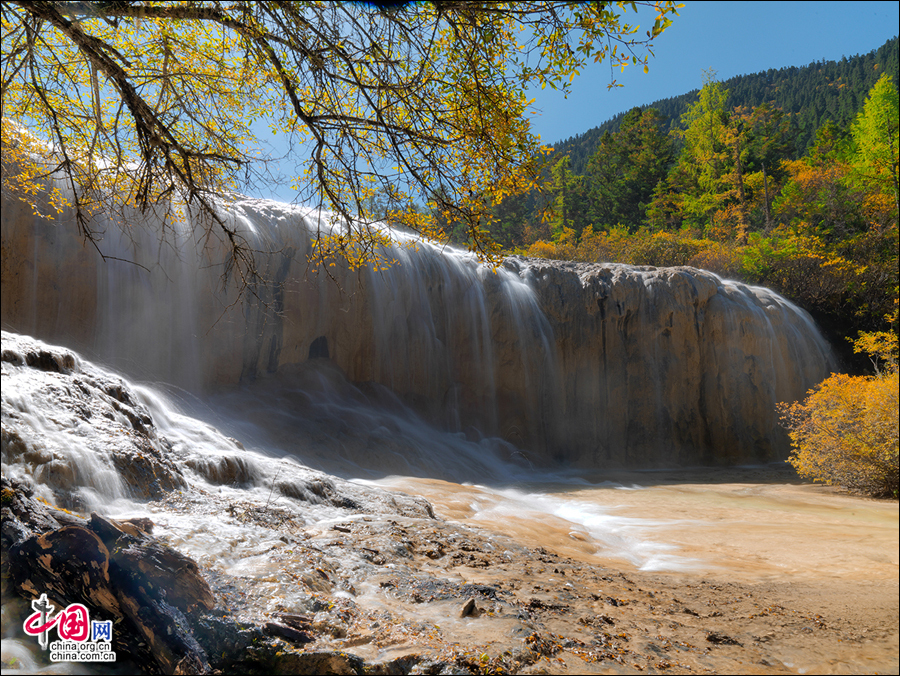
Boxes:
[23,595,91,646]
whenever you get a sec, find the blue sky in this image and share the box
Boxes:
[255,1,899,202]
[531,0,900,145]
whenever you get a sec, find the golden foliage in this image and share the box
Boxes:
[0,120,70,218]
[779,364,899,498]
[853,304,899,372]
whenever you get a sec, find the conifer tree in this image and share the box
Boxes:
[851,74,900,217]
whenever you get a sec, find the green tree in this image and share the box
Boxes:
[665,70,731,232]
[739,102,796,229]
[850,74,899,217]
[548,155,587,239]
[486,191,533,250]
[585,130,623,227]
[1,0,681,280]
[775,124,865,242]
[806,120,852,165]
[548,36,900,176]
[585,106,673,230]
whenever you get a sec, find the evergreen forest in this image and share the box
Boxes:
[554,36,899,174]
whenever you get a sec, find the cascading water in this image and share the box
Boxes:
[0,177,838,580]
[2,191,567,456]
[2,187,834,470]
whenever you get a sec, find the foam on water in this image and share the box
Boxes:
[2,329,705,578]
[359,476,708,573]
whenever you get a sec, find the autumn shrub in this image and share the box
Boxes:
[524,239,566,260]
[629,231,707,267]
[523,226,578,260]
[686,241,744,279]
[572,224,608,261]
[779,368,899,498]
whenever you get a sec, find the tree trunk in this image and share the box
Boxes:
[734,136,750,245]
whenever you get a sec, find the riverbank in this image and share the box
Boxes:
[2,332,895,674]
[163,474,900,674]
[3,471,897,674]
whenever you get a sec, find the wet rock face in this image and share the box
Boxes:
[1,480,214,674]
[1,332,186,506]
[507,258,834,466]
[1,331,436,521]
[1,191,834,468]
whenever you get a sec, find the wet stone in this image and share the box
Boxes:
[459,598,478,618]
[7,512,216,674]
[706,631,743,646]
[263,621,314,644]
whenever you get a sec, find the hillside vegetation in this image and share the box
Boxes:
[554,36,899,174]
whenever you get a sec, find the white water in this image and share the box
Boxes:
[5,331,894,583]
[0,329,698,675]
[0,186,843,578]
[0,326,691,563]
[3,328,897,675]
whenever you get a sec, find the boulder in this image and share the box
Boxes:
[6,508,215,674]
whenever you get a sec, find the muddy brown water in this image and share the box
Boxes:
[372,466,899,582]
[364,465,899,674]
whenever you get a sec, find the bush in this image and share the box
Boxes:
[629,231,706,267]
[779,370,899,498]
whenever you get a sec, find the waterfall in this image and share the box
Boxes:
[1,188,835,469]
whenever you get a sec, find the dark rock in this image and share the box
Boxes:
[1,476,65,544]
[526,598,566,611]
[255,650,366,675]
[706,631,743,646]
[277,613,313,630]
[9,525,119,613]
[21,347,76,373]
[1,475,70,594]
[8,512,215,674]
[189,613,265,673]
[122,516,155,534]
[263,621,314,644]
[91,515,216,614]
[369,654,423,674]
[460,598,479,618]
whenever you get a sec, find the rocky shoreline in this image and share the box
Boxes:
[4,473,897,675]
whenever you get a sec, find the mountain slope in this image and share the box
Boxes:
[552,36,899,175]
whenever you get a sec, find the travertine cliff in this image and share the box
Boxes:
[1,192,833,468]
[505,258,833,465]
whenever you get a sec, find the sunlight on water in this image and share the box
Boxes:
[358,477,706,572]
[364,472,899,583]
